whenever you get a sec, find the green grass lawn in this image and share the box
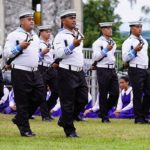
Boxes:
[0,114,150,150]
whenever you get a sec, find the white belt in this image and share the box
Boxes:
[38,62,51,67]
[59,63,83,72]
[97,64,115,69]
[129,64,148,69]
[12,64,38,72]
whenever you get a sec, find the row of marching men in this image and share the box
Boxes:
[2,8,150,138]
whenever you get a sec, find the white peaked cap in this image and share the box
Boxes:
[129,21,142,26]
[59,9,76,18]
[99,22,113,27]
[19,10,34,19]
[38,25,52,31]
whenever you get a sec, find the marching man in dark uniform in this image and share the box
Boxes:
[53,9,88,138]
[0,45,4,99]
[4,10,45,137]
[92,22,119,123]
[38,25,59,121]
[122,21,150,124]
[0,70,3,99]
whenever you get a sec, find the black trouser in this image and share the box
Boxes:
[58,68,88,135]
[128,67,150,121]
[38,65,59,118]
[0,70,4,99]
[11,68,45,132]
[97,68,119,120]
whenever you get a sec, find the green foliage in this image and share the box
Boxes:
[113,32,126,50]
[83,0,121,47]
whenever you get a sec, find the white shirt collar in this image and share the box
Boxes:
[121,86,132,95]
[60,28,74,35]
[99,35,113,42]
[40,38,49,44]
[130,34,143,40]
[16,27,36,36]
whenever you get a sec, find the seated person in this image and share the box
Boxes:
[113,76,134,118]
[0,85,9,112]
[50,98,61,117]
[9,90,16,111]
[4,89,34,119]
[83,93,100,118]
[84,76,134,119]
[50,93,93,119]
[4,88,16,114]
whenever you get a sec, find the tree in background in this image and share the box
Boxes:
[83,0,121,47]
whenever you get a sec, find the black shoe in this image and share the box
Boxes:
[49,115,54,120]
[12,117,17,124]
[74,116,86,122]
[134,119,145,124]
[29,116,35,120]
[21,131,36,137]
[102,119,111,123]
[144,119,150,124]
[30,131,36,136]
[57,119,64,127]
[42,117,52,122]
[12,117,22,131]
[12,118,35,136]
[66,132,79,138]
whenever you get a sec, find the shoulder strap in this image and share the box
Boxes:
[96,46,106,63]
[64,40,68,46]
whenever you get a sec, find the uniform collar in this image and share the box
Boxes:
[130,34,142,40]
[122,86,132,95]
[60,28,74,35]
[99,35,113,42]
[16,27,35,36]
[40,38,49,44]
[58,28,64,32]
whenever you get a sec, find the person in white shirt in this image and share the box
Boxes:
[53,9,88,138]
[83,93,100,117]
[84,76,134,118]
[3,88,16,114]
[92,22,119,123]
[122,21,150,124]
[38,25,59,121]
[8,89,16,111]
[114,76,133,118]
[51,93,92,119]
[4,89,35,118]
[0,86,9,111]
[3,10,45,137]
[50,98,61,114]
